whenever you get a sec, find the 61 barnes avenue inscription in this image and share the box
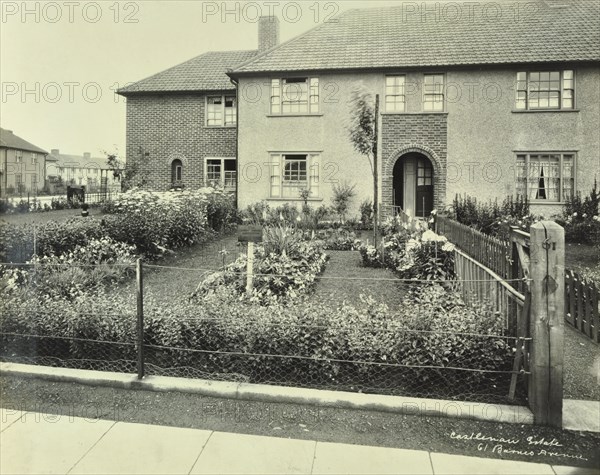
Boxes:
[449,431,588,461]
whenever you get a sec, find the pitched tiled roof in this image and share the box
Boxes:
[118,50,257,95]
[231,0,600,74]
[0,128,47,154]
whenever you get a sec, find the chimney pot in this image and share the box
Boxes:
[258,16,280,52]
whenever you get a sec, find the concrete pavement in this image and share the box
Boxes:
[1,408,598,475]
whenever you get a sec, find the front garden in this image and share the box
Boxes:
[0,190,521,404]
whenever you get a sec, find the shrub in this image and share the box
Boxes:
[452,194,533,237]
[359,199,373,228]
[0,218,105,263]
[103,188,236,258]
[331,181,356,223]
[0,284,512,392]
[320,228,362,251]
[1,237,137,300]
[556,180,600,244]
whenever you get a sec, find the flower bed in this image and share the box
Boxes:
[194,224,328,304]
[359,220,455,280]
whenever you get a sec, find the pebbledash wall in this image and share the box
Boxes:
[236,65,600,218]
[125,93,237,191]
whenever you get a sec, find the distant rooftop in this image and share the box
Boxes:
[0,128,48,154]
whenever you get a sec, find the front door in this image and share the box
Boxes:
[415,158,434,217]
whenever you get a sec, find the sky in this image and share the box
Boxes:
[1,0,409,160]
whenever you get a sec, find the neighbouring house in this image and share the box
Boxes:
[120,1,600,218]
[116,17,281,193]
[0,128,48,198]
[46,150,121,194]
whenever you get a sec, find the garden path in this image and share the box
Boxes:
[312,251,407,309]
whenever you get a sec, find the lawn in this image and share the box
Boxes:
[313,250,407,309]
[565,242,599,274]
[0,208,105,226]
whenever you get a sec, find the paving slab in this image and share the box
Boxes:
[552,465,600,475]
[312,441,433,475]
[70,421,213,474]
[563,400,600,433]
[430,452,555,475]
[190,431,316,475]
[0,413,114,475]
[0,407,24,432]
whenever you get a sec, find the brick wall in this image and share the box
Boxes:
[125,93,237,191]
[381,114,448,218]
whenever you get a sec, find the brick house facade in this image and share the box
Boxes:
[0,128,48,198]
[118,17,280,194]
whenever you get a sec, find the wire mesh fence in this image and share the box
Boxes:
[1,246,530,405]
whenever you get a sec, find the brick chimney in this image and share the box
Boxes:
[83,152,91,160]
[258,16,279,52]
[51,149,59,156]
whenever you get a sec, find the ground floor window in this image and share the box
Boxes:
[516,153,575,202]
[205,158,236,191]
[269,153,320,199]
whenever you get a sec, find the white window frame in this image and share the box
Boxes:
[385,75,406,112]
[271,77,319,115]
[268,153,321,199]
[423,74,445,112]
[31,153,38,164]
[515,152,576,203]
[206,95,236,126]
[204,157,236,191]
[15,151,23,163]
[515,70,575,110]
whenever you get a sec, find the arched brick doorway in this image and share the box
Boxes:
[393,152,434,218]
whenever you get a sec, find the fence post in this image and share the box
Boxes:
[529,221,564,427]
[246,241,254,293]
[136,258,145,379]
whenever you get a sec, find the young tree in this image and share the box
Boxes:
[104,148,148,191]
[347,84,380,245]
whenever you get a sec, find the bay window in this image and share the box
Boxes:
[516,153,575,202]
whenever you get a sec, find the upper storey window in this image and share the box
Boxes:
[271,77,319,114]
[515,71,574,110]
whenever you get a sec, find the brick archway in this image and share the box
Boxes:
[165,151,189,168]
[382,144,445,218]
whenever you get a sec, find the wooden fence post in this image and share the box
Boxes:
[529,221,564,427]
[246,241,254,293]
[136,258,145,380]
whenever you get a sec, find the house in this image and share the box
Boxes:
[120,1,600,218]
[116,16,281,192]
[0,128,48,198]
[46,150,120,193]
